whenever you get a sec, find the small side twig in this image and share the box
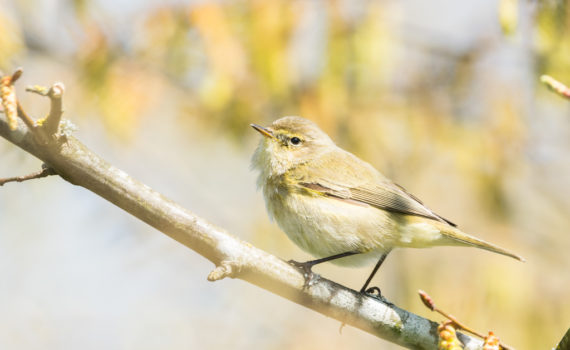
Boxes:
[26,82,65,135]
[0,165,57,186]
[419,290,514,350]
[540,75,570,100]
[16,101,50,144]
[16,101,37,130]
[1,68,66,144]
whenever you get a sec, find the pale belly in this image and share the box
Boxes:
[265,190,398,266]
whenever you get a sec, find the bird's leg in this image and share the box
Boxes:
[288,251,359,288]
[359,249,392,300]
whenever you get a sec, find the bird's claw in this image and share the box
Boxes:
[362,286,394,306]
[365,286,382,295]
[288,259,320,288]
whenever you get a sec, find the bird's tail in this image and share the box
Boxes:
[441,227,525,262]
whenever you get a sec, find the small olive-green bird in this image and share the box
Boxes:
[251,116,524,293]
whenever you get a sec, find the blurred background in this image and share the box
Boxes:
[1,0,569,349]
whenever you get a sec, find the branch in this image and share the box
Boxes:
[540,75,570,100]
[0,86,485,350]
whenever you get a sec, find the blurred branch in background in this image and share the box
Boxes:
[0,71,487,350]
[419,290,513,350]
[540,75,570,100]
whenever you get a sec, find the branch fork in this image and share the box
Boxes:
[0,69,63,184]
[1,68,66,144]
[26,82,65,135]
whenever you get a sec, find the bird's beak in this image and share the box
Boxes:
[250,124,275,139]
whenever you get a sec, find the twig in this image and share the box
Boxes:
[15,101,50,144]
[0,165,56,186]
[16,101,37,130]
[1,68,52,144]
[540,75,570,100]
[419,290,514,350]
[26,83,65,135]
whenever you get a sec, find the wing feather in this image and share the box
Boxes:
[294,149,456,227]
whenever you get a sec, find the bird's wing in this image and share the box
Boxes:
[294,150,457,227]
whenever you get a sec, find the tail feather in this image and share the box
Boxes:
[442,228,525,262]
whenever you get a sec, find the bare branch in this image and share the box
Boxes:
[0,112,485,350]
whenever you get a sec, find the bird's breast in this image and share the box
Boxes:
[262,181,396,265]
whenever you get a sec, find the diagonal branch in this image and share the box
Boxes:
[0,115,484,350]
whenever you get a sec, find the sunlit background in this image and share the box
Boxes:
[1,0,569,349]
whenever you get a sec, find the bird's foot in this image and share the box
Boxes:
[288,259,320,288]
[361,286,394,306]
[364,286,382,296]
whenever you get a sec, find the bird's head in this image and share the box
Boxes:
[250,116,334,182]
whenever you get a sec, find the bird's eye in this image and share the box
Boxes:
[290,137,302,146]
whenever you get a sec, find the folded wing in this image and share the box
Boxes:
[295,149,456,227]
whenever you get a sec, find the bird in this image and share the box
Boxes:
[250,116,524,294]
